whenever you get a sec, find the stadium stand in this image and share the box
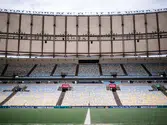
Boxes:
[117,85,167,105]
[30,64,55,77]
[62,84,117,106]
[1,83,167,106]
[5,84,61,106]
[123,64,148,76]
[101,64,124,75]
[5,63,34,77]
[144,63,167,76]
[1,63,167,77]
[78,64,100,77]
[54,64,76,76]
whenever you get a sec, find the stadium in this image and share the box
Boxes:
[0,0,167,124]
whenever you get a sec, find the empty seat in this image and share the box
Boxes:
[117,85,167,105]
[5,84,61,106]
[5,63,34,77]
[101,64,124,75]
[124,64,148,76]
[54,64,76,76]
[79,64,100,77]
[62,85,117,106]
[30,64,55,77]
[145,63,167,76]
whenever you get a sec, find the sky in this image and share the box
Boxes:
[0,0,167,12]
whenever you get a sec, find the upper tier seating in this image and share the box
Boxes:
[2,63,167,77]
[5,84,61,106]
[124,64,148,76]
[5,63,34,77]
[30,64,55,77]
[0,84,16,103]
[101,64,124,75]
[78,64,100,77]
[54,64,76,76]
[145,63,167,76]
[62,84,117,106]
[117,85,167,105]
[0,64,5,75]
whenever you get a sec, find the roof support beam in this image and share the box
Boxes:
[133,15,137,56]
[99,16,102,57]
[53,16,56,58]
[5,13,10,58]
[144,14,149,57]
[110,16,113,57]
[76,16,79,57]
[156,13,161,55]
[41,16,44,57]
[64,16,67,57]
[29,15,33,58]
[17,14,22,56]
[88,16,90,57]
[121,15,125,57]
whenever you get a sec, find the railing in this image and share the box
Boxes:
[0,105,167,108]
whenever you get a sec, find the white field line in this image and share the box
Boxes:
[84,108,91,125]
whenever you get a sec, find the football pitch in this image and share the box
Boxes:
[0,108,167,125]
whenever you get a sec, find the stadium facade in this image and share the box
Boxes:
[0,9,167,58]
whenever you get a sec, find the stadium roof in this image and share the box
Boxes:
[1,0,167,12]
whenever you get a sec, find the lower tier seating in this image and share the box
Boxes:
[117,85,167,105]
[1,84,167,106]
[0,84,16,103]
[4,84,61,106]
[62,85,117,106]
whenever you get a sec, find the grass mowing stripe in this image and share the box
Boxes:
[0,109,87,124]
[91,108,167,124]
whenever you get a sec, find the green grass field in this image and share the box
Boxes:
[0,108,87,124]
[0,108,167,125]
[91,108,167,125]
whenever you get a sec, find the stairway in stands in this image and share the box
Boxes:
[112,91,122,106]
[27,64,37,77]
[98,64,103,76]
[50,64,57,76]
[151,85,158,91]
[75,64,79,76]
[0,91,17,106]
[154,84,167,97]
[1,64,8,76]
[56,91,66,106]
[141,64,152,76]
[120,64,128,76]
